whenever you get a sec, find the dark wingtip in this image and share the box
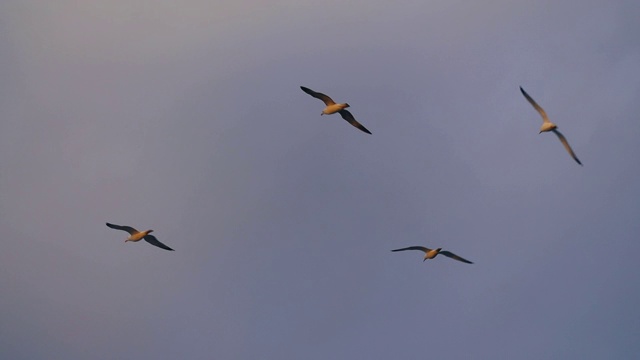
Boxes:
[573,155,583,166]
[358,124,372,134]
[358,124,373,135]
[357,123,372,135]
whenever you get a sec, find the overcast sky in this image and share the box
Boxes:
[1,1,639,359]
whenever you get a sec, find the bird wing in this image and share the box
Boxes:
[300,86,336,106]
[551,129,582,166]
[439,251,473,264]
[391,246,431,253]
[520,86,551,123]
[143,235,174,251]
[106,222,138,235]
[338,110,372,134]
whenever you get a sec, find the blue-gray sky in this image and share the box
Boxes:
[1,1,639,359]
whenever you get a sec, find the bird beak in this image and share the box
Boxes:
[423,258,426,262]
[538,130,543,134]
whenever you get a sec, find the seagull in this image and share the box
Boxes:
[391,246,473,264]
[300,86,372,134]
[106,222,174,251]
[520,86,582,166]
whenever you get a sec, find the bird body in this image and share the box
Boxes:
[519,86,582,166]
[539,121,557,133]
[106,222,174,251]
[423,247,443,260]
[300,86,372,134]
[391,246,473,264]
[127,229,153,242]
[322,103,350,115]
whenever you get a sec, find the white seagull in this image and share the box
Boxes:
[391,246,473,264]
[300,86,372,134]
[106,222,174,251]
[520,86,582,166]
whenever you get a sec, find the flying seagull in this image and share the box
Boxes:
[391,246,473,264]
[300,86,372,134]
[520,86,582,166]
[106,222,174,251]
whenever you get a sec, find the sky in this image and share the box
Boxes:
[1,0,639,359]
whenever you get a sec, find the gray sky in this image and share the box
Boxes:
[1,1,639,359]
